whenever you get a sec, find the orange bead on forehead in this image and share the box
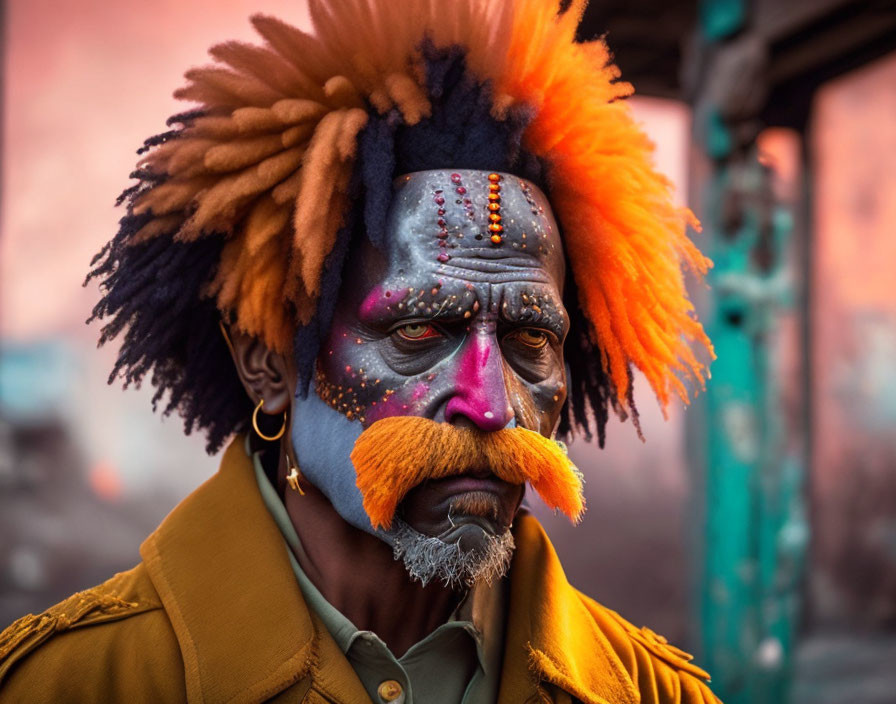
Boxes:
[486,173,503,245]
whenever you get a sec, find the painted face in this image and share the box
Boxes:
[291,170,569,547]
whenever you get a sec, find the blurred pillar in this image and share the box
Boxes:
[685,2,809,701]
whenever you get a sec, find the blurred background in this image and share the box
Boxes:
[1,1,895,702]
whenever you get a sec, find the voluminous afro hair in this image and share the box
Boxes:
[87,0,713,453]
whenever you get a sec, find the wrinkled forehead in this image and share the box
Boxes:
[381,170,565,287]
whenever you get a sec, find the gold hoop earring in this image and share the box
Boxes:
[285,453,305,495]
[252,399,287,442]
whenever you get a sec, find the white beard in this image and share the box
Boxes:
[388,517,515,589]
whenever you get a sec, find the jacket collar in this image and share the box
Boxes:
[140,437,367,704]
[500,514,639,704]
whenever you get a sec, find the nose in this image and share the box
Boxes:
[444,328,513,432]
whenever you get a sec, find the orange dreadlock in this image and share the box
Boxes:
[121,0,712,424]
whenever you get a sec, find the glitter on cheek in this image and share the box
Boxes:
[364,379,424,422]
[316,360,399,426]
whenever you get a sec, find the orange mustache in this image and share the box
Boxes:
[351,416,585,530]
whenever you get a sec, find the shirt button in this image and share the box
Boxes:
[377,679,403,702]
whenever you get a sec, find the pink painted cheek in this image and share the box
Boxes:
[412,382,430,401]
[365,382,417,423]
[363,369,447,425]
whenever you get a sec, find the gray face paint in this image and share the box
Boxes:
[290,384,371,533]
[290,169,570,553]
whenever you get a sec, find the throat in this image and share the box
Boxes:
[282,478,462,656]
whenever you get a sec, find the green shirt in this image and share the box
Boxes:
[250,446,505,703]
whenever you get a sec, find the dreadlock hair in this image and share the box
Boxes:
[87,0,712,453]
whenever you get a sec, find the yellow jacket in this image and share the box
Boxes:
[0,439,719,704]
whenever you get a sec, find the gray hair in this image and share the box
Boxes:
[388,518,515,589]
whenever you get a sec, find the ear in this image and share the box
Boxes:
[225,325,293,416]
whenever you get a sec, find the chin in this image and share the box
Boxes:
[388,515,516,589]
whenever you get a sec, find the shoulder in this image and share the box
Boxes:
[577,592,722,704]
[0,563,186,703]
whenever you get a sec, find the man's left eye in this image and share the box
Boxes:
[511,328,549,349]
[395,322,442,341]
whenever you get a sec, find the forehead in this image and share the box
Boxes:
[380,170,565,287]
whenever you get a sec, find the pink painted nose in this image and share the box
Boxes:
[444,331,512,432]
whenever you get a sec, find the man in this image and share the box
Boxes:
[0,1,718,702]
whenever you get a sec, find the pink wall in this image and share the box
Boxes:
[811,51,896,629]
[2,0,311,339]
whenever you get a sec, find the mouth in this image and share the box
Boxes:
[433,474,508,497]
[427,474,514,522]
[396,471,523,538]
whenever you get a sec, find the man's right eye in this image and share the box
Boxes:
[394,322,442,341]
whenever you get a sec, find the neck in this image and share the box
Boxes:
[277,454,461,656]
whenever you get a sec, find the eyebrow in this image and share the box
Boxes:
[499,291,567,334]
[360,278,567,336]
[361,286,475,326]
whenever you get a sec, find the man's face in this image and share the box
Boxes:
[291,169,569,580]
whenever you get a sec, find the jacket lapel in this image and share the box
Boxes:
[499,514,639,704]
[140,437,367,704]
